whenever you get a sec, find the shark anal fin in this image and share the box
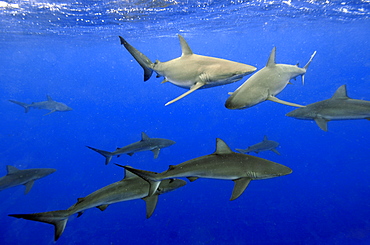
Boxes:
[24,180,35,194]
[231,178,251,201]
[267,96,305,108]
[77,211,84,218]
[165,82,205,106]
[143,194,159,219]
[186,177,199,182]
[127,153,134,156]
[271,148,281,155]
[152,148,160,159]
[97,204,109,211]
[314,117,329,131]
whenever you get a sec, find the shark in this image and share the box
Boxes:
[0,165,56,194]
[118,138,292,201]
[119,35,257,106]
[9,95,72,115]
[225,47,316,109]
[236,136,280,155]
[286,84,370,131]
[86,132,176,165]
[9,169,186,241]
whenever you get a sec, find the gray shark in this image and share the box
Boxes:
[86,132,176,165]
[9,95,72,115]
[119,138,292,201]
[119,35,256,106]
[9,169,186,241]
[0,165,56,194]
[236,136,280,155]
[286,84,370,131]
[225,47,316,109]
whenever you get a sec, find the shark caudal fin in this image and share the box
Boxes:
[119,36,154,81]
[301,51,317,85]
[9,100,30,113]
[86,146,113,165]
[115,164,161,196]
[9,210,70,241]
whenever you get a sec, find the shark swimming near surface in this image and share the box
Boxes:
[86,132,176,165]
[225,47,316,109]
[286,84,370,131]
[0,165,56,194]
[9,95,72,115]
[9,168,186,241]
[118,138,292,201]
[236,136,280,155]
[119,35,257,106]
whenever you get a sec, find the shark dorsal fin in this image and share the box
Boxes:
[214,138,233,154]
[331,85,349,100]
[178,35,193,56]
[6,165,19,174]
[263,135,268,141]
[124,166,136,179]
[266,47,276,67]
[46,95,53,101]
[141,132,150,141]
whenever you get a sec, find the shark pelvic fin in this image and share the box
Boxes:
[97,204,109,211]
[231,177,251,201]
[165,82,205,106]
[267,96,305,107]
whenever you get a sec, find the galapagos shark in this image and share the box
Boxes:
[119,35,256,106]
[9,169,186,241]
[0,165,56,194]
[86,132,176,165]
[236,136,280,155]
[9,95,72,115]
[118,138,292,201]
[225,47,316,109]
[286,85,370,131]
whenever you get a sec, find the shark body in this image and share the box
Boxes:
[0,165,56,194]
[236,136,280,155]
[9,169,186,241]
[9,95,72,115]
[86,132,176,165]
[120,138,292,201]
[225,47,316,109]
[286,85,370,131]
[119,35,256,106]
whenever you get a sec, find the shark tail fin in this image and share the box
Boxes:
[9,100,30,113]
[115,164,161,196]
[301,51,317,85]
[119,36,154,81]
[9,210,70,241]
[86,146,113,165]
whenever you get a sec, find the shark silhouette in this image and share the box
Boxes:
[119,35,256,105]
[9,95,72,115]
[236,136,280,155]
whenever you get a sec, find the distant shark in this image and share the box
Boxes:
[236,136,280,155]
[9,169,186,241]
[0,165,56,194]
[9,95,72,115]
[86,132,176,165]
[225,47,316,109]
[119,35,256,106]
[118,138,292,201]
[286,84,370,131]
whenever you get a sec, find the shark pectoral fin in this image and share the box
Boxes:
[231,178,251,201]
[152,148,160,159]
[267,96,305,108]
[143,194,159,219]
[314,117,329,131]
[43,110,56,116]
[271,148,281,155]
[228,92,233,95]
[24,180,35,194]
[97,204,109,211]
[165,82,205,106]
[186,177,199,182]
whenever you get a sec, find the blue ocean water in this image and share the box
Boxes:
[1,0,370,244]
